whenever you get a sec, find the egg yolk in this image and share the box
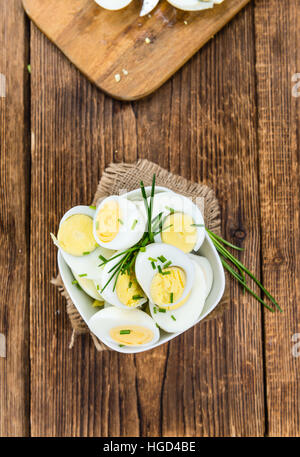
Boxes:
[150,266,187,307]
[161,212,197,253]
[110,326,154,346]
[116,271,145,307]
[92,299,104,308]
[96,200,120,243]
[57,214,97,256]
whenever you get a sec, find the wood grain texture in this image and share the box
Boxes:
[2,0,299,438]
[22,0,250,100]
[160,4,265,436]
[0,0,30,437]
[29,2,265,436]
[254,0,300,437]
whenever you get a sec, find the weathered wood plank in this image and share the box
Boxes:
[159,4,265,436]
[30,2,265,437]
[254,0,300,437]
[0,0,30,437]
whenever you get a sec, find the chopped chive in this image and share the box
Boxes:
[170,292,174,303]
[27,64,31,74]
[96,284,100,290]
[191,223,205,227]
[165,206,175,214]
[148,257,157,262]
[163,260,172,268]
[171,315,176,321]
[162,271,171,275]
[158,255,167,263]
[140,246,146,252]
[120,330,131,335]
[128,281,132,289]
[83,251,90,255]
[79,274,87,277]
[132,295,144,300]
[151,261,156,270]
[89,205,96,210]
[118,218,124,225]
[156,323,160,328]
[99,255,107,262]
[158,308,166,313]
[131,219,138,230]
[72,280,78,285]
[119,344,125,348]
[153,307,157,314]
[158,265,163,274]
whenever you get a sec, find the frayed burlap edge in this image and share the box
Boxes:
[52,159,229,351]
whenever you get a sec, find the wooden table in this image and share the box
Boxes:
[0,0,299,437]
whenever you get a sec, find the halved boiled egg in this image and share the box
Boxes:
[135,243,195,308]
[89,307,160,348]
[72,270,104,301]
[188,254,213,297]
[94,0,133,11]
[93,196,146,251]
[150,192,205,253]
[166,0,214,11]
[140,0,160,16]
[96,251,147,309]
[51,205,114,280]
[149,259,207,333]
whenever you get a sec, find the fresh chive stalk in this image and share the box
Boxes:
[90,173,281,314]
[206,229,282,313]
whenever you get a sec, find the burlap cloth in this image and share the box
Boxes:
[52,160,229,351]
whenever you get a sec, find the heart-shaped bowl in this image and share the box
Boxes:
[57,186,225,353]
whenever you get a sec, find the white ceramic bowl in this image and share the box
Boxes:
[58,186,225,353]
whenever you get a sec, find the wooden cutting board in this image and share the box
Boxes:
[22,0,250,100]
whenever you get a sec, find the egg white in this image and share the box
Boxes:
[166,0,214,11]
[149,260,206,333]
[149,192,205,252]
[140,0,160,16]
[94,0,133,11]
[88,307,160,348]
[72,270,104,301]
[93,196,146,251]
[135,243,195,308]
[188,254,213,298]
